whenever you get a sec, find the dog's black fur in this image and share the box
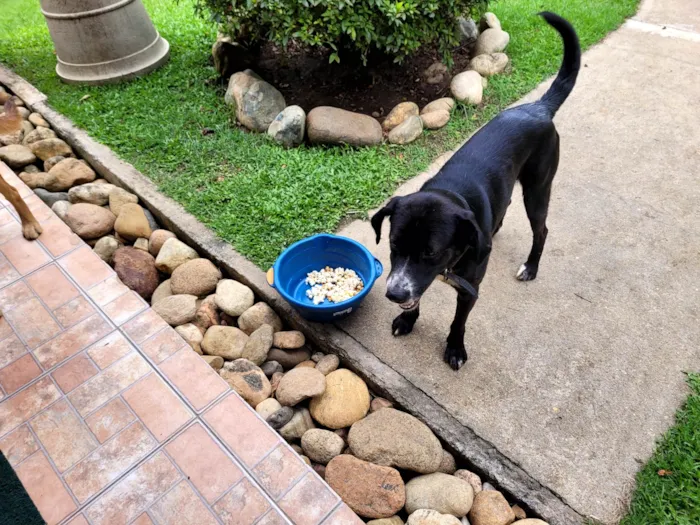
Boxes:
[371,12,581,370]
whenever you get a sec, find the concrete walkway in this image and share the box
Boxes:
[339,1,700,522]
[0,164,359,525]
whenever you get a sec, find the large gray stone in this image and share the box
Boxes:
[307,107,382,147]
[268,105,305,148]
[225,70,286,132]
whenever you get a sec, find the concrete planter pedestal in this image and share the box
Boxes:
[40,0,170,85]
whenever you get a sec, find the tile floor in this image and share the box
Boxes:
[0,163,361,525]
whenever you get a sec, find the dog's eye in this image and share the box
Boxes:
[424,250,437,258]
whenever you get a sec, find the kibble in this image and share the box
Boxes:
[305,266,364,305]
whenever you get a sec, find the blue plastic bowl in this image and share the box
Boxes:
[269,233,383,322]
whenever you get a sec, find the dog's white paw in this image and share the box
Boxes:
[516,264,528,279]
[516,263,537,281]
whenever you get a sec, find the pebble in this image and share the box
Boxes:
[43,155,64,172]
[307,106,383,147]
[272,330,305,349]
[383,102,420,132]
[32,188,67,208]
[469,53,509,77]
[279,407,315,439]
[370,397,393,412]
[202,326,248,360]
[421,110,451,130]
[451,71,484,105]
[261,360,283,378]
[29,138,73,161]
[0,128,23,146]
[64,203,116,240]
[170,258,221,296]
[326,455,406,519]
[215,279,254,316]
[438,450,457,474]
[152,294,198,326]
[267,105,306,148]
[270,371,284,394]
[512,520,547,525]
[454,470,482,495]
[22,127,56,145]
[348,408,442,473]
[155,238,198,274]
[407,509,461,525]
[311,352,324,363]
[457,16,479,44]
[114,203,152,241]
[367,518,404,525]
[482,483,496,492]
[226,70,286,132]
[474,29,510,56]
[301,429,345,465]
[238,302,283,334]
[479,12,501,32]
[256,398,282,419]
[423,63,448,85]
[19,171,51,189]
[0,144,36,168]
[276,367,326,406]
[68,182,116,205]
[315,354,340,375]
[52,201,71,221]
[133,238,149,251]
[405,472,474,516]
[109,187,138,216]
[312,463,326,480]
[201,355,224,370]
[388,116,423,145]
[420,97,455,115]
[148,229,176,257]
[151,279,173,306]
[142,208,159,231]
[220,359,271,406]
[267,406,295,430]
[194,298,219,332]
[241,324,274,365]
[28,112,49,128]
[294,360,316,369]
[175,323,204,354]
[46,158,96,191]
[511,505,526,520]
[93,235,119,264]
[113,247,159,300]
[468,491,515,525]
[309,369,370,429]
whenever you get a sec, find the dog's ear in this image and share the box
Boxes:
[456,209,492,265]
[370,197,399,244]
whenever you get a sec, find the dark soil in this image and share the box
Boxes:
[250,42,474,117]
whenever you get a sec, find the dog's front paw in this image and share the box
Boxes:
[444,344,468,370]
[516,263,538,281]
[392,311,417,336]
[22,221,43,241]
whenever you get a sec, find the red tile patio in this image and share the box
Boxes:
[0,162,361,525]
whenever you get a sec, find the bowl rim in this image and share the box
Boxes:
[273,233,381,310]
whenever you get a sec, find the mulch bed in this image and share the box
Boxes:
[248,42,473,116]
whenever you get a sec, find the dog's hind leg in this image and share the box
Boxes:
[516,135,559,281]
[0,175,42,240]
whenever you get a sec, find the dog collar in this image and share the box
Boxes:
[441,270,479,299]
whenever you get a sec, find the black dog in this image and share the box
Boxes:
[371,12,581,370]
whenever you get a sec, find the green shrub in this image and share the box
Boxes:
[195,0,481,64]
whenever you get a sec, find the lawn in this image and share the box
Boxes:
[0,0,638,268]
[621,374,700,525]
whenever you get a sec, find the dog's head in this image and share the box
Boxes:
[371,192,490,309]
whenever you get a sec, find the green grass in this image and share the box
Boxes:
[0,0,637,268]
[621,374,700,525]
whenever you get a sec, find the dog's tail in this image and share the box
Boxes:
[0,99,23,135]
[537,12,581,116]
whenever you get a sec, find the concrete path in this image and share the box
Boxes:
[338,1,700,522]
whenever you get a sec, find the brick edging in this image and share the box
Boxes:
[0,63,584,525]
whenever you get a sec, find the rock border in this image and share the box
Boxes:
[0,64,583,525]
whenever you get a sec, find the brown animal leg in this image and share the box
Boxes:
[0,174,43,240]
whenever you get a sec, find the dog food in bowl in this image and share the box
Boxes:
[305,266,364,305]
